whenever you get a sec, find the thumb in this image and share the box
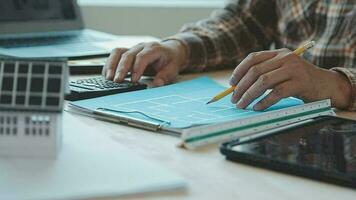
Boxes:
[152,64,178,87]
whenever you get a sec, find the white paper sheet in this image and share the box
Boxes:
[0,120,186,200]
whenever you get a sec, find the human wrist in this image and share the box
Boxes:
[161,39,188,72]
[328,70,352,109]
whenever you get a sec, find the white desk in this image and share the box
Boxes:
[67,69,356,200]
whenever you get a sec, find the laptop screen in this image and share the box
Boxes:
[0,0,76,22]
[0,0,83,36]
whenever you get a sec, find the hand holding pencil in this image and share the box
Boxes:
[207,41,315,105]
[205,40,350,111]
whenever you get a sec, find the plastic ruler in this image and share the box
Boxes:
[181,99,335,149]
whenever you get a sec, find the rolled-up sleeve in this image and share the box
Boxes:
[165,0,279,72]
[329,9,356,111]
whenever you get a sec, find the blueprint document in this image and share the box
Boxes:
[70,77,303,129]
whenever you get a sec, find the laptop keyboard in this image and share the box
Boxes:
[0,33,110,48]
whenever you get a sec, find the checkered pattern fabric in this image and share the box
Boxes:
[167,0,356,110]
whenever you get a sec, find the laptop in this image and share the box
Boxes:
[0,0,144,58]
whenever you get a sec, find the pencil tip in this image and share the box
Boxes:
[206,99,215,105]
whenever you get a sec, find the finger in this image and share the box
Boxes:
[103,48,128,80]
[142,66,157,76]
[132,45,165,82]
[235,67,292,108]
[143,59,165,77]
[231,56,286,104]
[114,44,145,82]
[229,50,278,86]
[253,81,299,111]
[152,64,178,87]
[231,48,293,103]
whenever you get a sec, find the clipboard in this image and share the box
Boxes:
[68,77,335,148]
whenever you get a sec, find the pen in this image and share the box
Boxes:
[206,41,316,105]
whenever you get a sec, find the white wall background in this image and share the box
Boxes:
[79,0,224,38]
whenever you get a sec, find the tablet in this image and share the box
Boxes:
[220,116,356,188]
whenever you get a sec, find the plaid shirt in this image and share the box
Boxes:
[168,0,356,110]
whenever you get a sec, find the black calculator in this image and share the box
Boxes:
[66,76,147,100]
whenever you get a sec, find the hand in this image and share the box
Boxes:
[229,48,351,110]
[102,40,187,86]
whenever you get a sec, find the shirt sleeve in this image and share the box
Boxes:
[329,10,356,111]
[164,0,279,72]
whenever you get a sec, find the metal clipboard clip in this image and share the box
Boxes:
[94,107,171,132]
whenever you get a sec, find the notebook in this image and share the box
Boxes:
[69,77,335,148]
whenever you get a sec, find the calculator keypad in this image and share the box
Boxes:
[70,77,137,90]
[67,76,147,100]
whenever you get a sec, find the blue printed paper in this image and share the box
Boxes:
[70,77,303,129]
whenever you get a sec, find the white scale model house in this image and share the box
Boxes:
[0,58,68,157]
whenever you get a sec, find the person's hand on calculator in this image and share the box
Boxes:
[102,40,187,87]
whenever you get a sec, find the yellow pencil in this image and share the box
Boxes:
[206,41,315,105]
